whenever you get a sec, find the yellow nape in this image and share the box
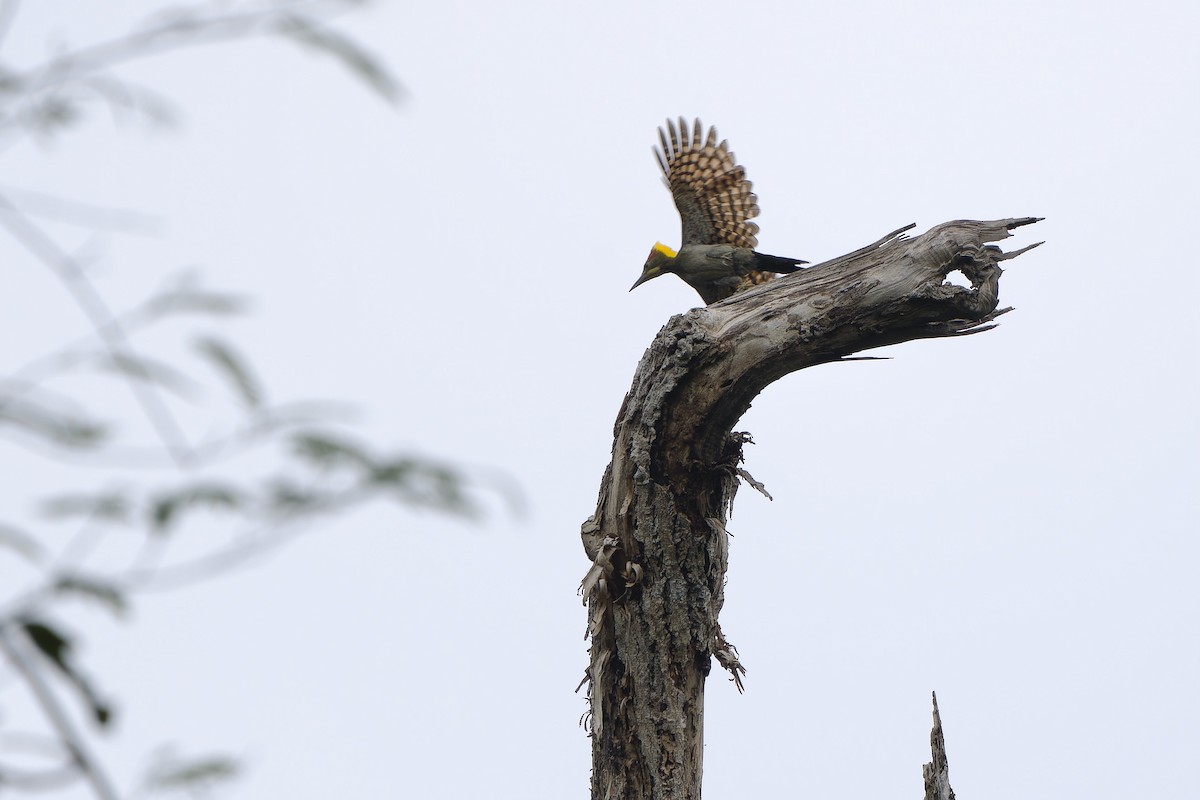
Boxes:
[652,242,677,258]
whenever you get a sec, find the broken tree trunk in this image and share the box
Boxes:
[579,218,1041,800]
[924,693,957,800]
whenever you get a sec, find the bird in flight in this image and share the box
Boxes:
[631,118,807,305]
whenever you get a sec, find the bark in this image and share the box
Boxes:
[580,218,1041,800]
[924,692,957,800]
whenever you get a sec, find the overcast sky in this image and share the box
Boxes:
[2,1,1197,798]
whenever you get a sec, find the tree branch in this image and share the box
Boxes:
[0,622,119,800]
[0,194,195,464]
[580,218,1040,799]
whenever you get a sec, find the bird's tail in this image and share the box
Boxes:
[754,252,808,274]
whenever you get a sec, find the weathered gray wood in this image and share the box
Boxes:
[580,218,1040,800]
[923,692,957,800]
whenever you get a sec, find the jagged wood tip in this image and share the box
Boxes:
[923,692,957,800]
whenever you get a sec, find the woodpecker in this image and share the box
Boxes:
[631,118,807,305]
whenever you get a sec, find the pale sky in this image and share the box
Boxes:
[2,1,1197,798]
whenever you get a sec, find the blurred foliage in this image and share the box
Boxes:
[140,749,241,795]
[0,3,486,798]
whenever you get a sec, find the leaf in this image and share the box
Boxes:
[152,496,176,531]
[0,523,45,563]
[193,336,262,408]
[54,574,128,617]
[20,618,114,728]
[368,457,414,485]
[278,14,403,104]
[153,271,250,317]
[0,396,107,448]
[291,431,373,469]
[101,351,201,399]
[149,483,247,533]
[41,491,132,523]
[21,619,73,673]
[163,288,247,316]
[265,479,327,516]
[373,458,476,517]
[420,465,475,516]
[144,753,240,793]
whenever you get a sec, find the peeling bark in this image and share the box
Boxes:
[580,218,1041,799]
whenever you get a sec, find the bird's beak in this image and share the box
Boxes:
[629,268,661,292]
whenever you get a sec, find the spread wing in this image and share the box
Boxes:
[655,118,760,248]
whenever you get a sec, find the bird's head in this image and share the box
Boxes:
[630,243,677,292]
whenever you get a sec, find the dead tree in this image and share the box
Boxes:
[580,218,1041,800]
